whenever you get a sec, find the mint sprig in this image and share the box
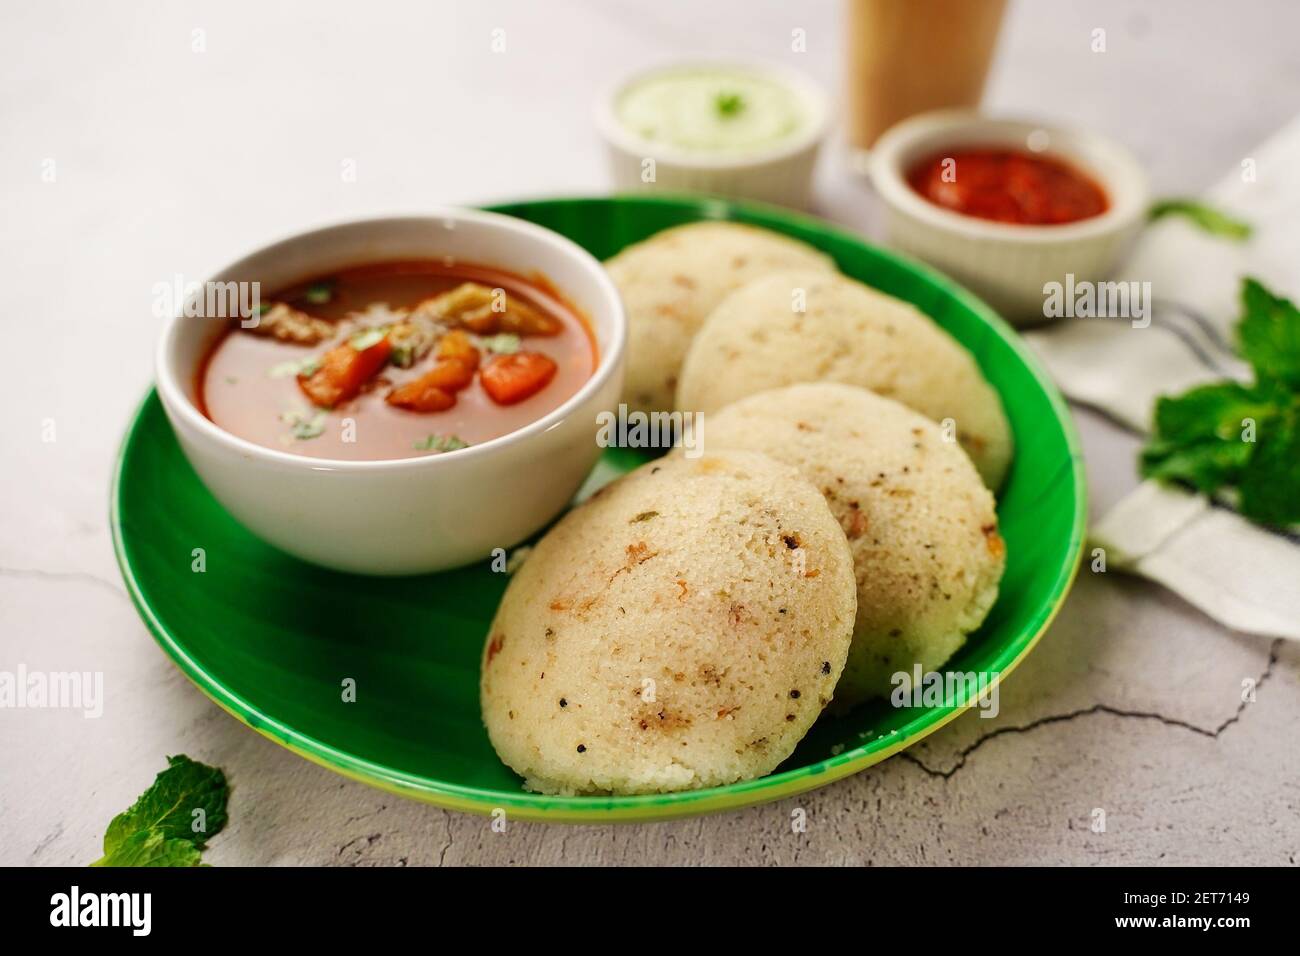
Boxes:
[1141,277,1300,527]
[92,755,229,867]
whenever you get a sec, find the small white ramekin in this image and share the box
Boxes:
[870,111,1149,324]
[596,60,829,209]
[155,211,626,576]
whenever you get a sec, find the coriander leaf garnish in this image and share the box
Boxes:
[281,406,327,440]
[479,332,521,355]
[1140,276,1300,527]
[269,356,321,379]
[349,327,387,351]
[291,413,327,440]
[413,433,469,453]
[298,421,325,440]
[1148,199,1253,241]
[303,280,335,305]
[715,91,745,117]
[92,755,229,867]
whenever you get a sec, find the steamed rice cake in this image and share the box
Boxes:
[676,270,1013,488]
[605,223,836,416]
[697,383,1005,708]
[480,450,857,794]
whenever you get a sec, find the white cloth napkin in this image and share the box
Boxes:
[1024,115,1300,641]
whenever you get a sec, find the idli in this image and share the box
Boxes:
[480,450,856,795]
[605,223,836,415]
[697,383,1005,708]
[676,270,1013,488]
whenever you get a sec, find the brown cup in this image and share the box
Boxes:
[845,0,1009,150]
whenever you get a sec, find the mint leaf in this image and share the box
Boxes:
[93,830,204,868]
[1140,433,1254,494]
[1238,278,1300,387]
[103,755,228,851]
[1237,405,1300,525]
[1140,382,1266,493]
[1152,381,1273,443]
[1141,277,1300,528]
[93,755,229,867]
[1149,199,1252,241]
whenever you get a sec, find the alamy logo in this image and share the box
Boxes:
[151,274,261,326]
[1043,273,1151,328]
[0,665,102,718]
[890,665,1000,718]
[50,886,151,936]
[595,404,704,458]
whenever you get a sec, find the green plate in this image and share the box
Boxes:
[112,195,1085,822]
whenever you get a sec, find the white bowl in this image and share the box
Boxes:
[155,211,626,575]
[596,60,829,209]
[870,111,1149,324]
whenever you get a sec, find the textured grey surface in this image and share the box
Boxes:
[2,0,1298,866]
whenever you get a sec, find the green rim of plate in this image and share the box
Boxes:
[111,194,1086,823]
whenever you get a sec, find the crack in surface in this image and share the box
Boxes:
[343,804,387,826]
[902,639,1282,781]
[336,832,382,863]
[436,813,453,868]
[0,565,126,599]
[29,823,64,861]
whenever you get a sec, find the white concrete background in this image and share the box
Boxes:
[2,0,1297,866]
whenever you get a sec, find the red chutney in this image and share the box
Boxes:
[906,147,1109,225]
